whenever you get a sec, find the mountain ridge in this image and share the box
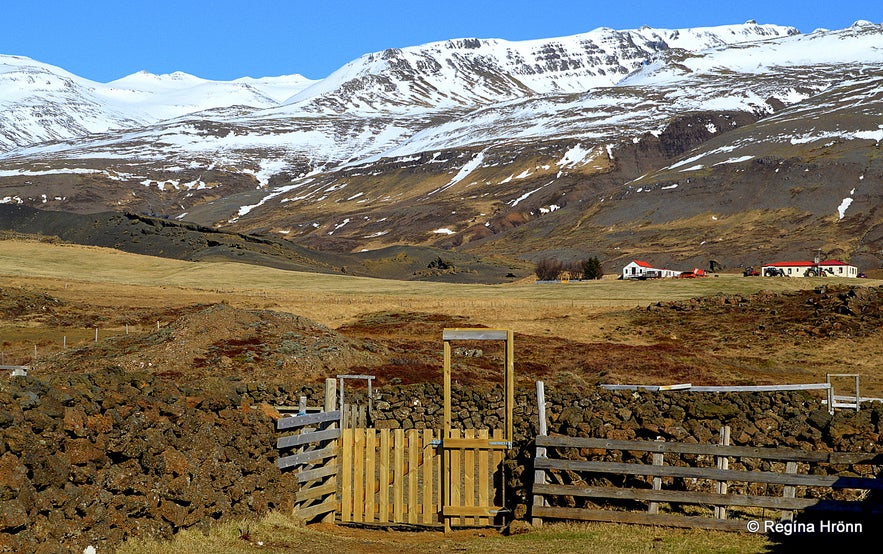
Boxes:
[1,21,882,277]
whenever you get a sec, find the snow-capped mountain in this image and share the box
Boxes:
[0,22,797,153]
[0,55,316,150]
[1,21,882,277]
[278,22,798,113]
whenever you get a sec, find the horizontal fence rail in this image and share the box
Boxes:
[531,433,883,532]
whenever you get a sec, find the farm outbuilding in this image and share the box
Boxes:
[761,259,859,277]
[621,260,682,280]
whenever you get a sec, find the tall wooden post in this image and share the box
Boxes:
[532,381,547,527]
[324,378,337,412]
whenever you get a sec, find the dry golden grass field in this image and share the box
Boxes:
[2,236,882,395]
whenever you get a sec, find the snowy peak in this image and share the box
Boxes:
[0,56,317,150]
[282,22,799,113]
[108,70,317,104]
[623,21,883,86]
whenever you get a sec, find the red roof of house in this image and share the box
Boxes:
[765,261,815,267]
[633,260,654,268]
[765,260,851,267]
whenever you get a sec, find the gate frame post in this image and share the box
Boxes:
[441,328,514,532]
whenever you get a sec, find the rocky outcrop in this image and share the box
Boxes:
[0,368,312,554]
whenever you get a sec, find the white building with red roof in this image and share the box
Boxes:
[761,259,859,277]
[621,260,682,280]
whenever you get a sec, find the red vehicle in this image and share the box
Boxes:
[743,266,760,277]
[678,268,707,278]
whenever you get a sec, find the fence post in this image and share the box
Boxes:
[714,426,731,520]
[532,381,547,527]
[324,378,337,412]
[648,437,664,515]
[781,462,798,522]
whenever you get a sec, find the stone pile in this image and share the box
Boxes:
[0,367,300,554]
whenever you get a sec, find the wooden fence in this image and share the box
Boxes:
[276,409,341,523]
[531,431,883,531]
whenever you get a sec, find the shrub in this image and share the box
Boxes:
[534,258,564,281]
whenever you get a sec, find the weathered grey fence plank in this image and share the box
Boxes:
[276,410,341,430]
[295,463,338,484]
[531,506,748,532]
[534,457,883,490]
[278,443,338,470]
[532,483,883,513]
[277,428,340,449]
[535,435,882,464]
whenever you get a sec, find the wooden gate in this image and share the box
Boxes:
[441,428,508,528]
[339,428,440,524]
[338,427,508,527]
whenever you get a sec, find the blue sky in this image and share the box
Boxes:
[2,0,879,82]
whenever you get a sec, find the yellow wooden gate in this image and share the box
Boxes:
[441,428,508,528]
[339,427,440,525]
[338,427,508,527]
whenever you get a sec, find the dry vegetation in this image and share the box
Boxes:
[114,515,774,554]
[2,238,883,396]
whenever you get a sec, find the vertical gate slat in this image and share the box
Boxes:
[340,427,353,522]
[365,428,376,522]
[492,428,504,522]
[478,429,490,526]
[450,428,462,527]
[408,430,419,524]
[464,429,476,526]
[436,430,443,525]
[379,429,390,523]
[393,428,405,523]
[353,428,365,522]
[422,428,435,524]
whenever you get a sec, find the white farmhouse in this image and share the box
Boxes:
[621,260,682,280]
[761,259,859,277]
